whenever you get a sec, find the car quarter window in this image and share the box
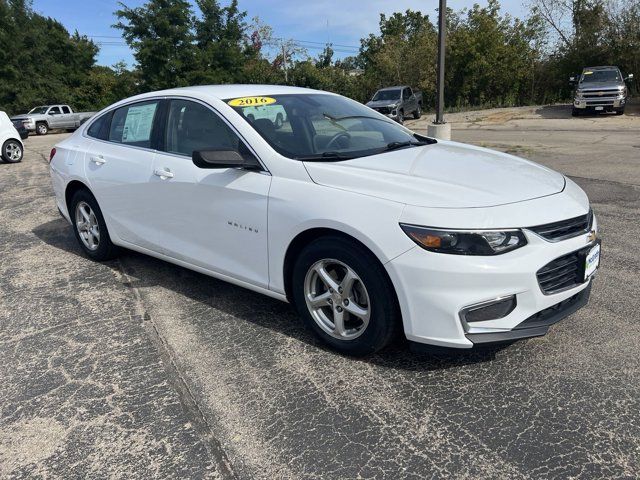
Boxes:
[108,100,159,148]
[86,112,112,140]
[49,106,61,114]
[61,106,71,114]
[163,99,248,158]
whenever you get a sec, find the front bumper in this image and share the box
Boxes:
[573,96,625,109]
[387,224,598,349]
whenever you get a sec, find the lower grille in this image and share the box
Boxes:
[537,247,591,294]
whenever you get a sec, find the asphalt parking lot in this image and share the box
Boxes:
[1,103,639,479]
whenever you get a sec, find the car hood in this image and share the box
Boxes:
[10,114,31,121]
[303,141,566,208]
[579,81,623,91]
[366,100,399,108]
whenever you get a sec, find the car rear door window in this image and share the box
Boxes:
[61,106,71,114]
[108,101,159,148]
[163,99,244,157]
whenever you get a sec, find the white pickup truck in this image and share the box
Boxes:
[11,105,96,135]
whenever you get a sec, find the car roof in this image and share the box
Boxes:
[138,84,330,100]
[378,86,406,91]
[583,66,619,71]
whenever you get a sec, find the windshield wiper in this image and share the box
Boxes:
[322,113,389,123]
[295,151,357,162]
[383,140,430,152]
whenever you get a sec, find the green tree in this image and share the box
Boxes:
[0,0,101,114]
[115,0,196,90]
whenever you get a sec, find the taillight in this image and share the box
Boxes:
[49,148,57,163]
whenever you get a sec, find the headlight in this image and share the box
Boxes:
[399,224,528,255]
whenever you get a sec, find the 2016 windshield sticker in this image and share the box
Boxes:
[228,96,276,107]
[584,71,593,75]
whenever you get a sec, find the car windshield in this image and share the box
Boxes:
[372,89,401,101]
[581,70,621,83]
[28,106,50,114]
[226,94,427,161]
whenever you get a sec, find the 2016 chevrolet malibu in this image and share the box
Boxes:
[49,85,600,356]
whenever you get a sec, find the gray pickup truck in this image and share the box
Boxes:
[570,66,634,116]
[366,86,422,124]
[11,105,96,135]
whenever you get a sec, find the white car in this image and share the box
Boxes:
[0,111,24,163]
[49,85,600,355]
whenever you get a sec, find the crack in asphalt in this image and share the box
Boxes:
[115,259,237,479]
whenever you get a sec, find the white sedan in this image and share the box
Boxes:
[0,111,24,163]
[49,85,600,355]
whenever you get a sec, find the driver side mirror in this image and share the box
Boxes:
[192,149,261,171]
[569,76,576,84]
[625,73,634,81]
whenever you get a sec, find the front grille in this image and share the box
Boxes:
[373,106,391,114]
[583,90,619,98]
[537,248,589,294]
[528,210,592,242]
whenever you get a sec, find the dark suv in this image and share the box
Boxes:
[570,66,633,116]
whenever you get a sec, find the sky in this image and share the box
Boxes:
[31,0,529,67]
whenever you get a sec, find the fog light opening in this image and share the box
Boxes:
[460,295,517,326]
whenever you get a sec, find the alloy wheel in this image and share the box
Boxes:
[4,141,22,162]
[303,259,371,340]
[75,201,100,251]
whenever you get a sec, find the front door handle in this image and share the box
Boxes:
[154,168,174,179]
[90,155,105,165]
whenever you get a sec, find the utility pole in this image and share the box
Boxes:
[435,0,446,124]
[428,0,451,140]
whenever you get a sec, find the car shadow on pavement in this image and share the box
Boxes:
[33,218,505,372]
[535,104,572,119]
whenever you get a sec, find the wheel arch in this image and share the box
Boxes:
[64,180,92,216]
[282,227,400,308]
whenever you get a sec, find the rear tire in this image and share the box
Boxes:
[69,189,120,261]
[1,139,23,163]
[291,236,400,356]
[36,122,48,135]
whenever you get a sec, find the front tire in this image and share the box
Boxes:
[69,189,120,261]
[291,236,400,356]
[413,104,422,119]
[615,108,625,116]
[2,139,23,163]
[36,122,48,135]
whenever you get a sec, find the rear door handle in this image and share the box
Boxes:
[90,155,105,165]
[154,168,174,179]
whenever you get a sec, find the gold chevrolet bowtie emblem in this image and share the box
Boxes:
[587,230,597,243]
